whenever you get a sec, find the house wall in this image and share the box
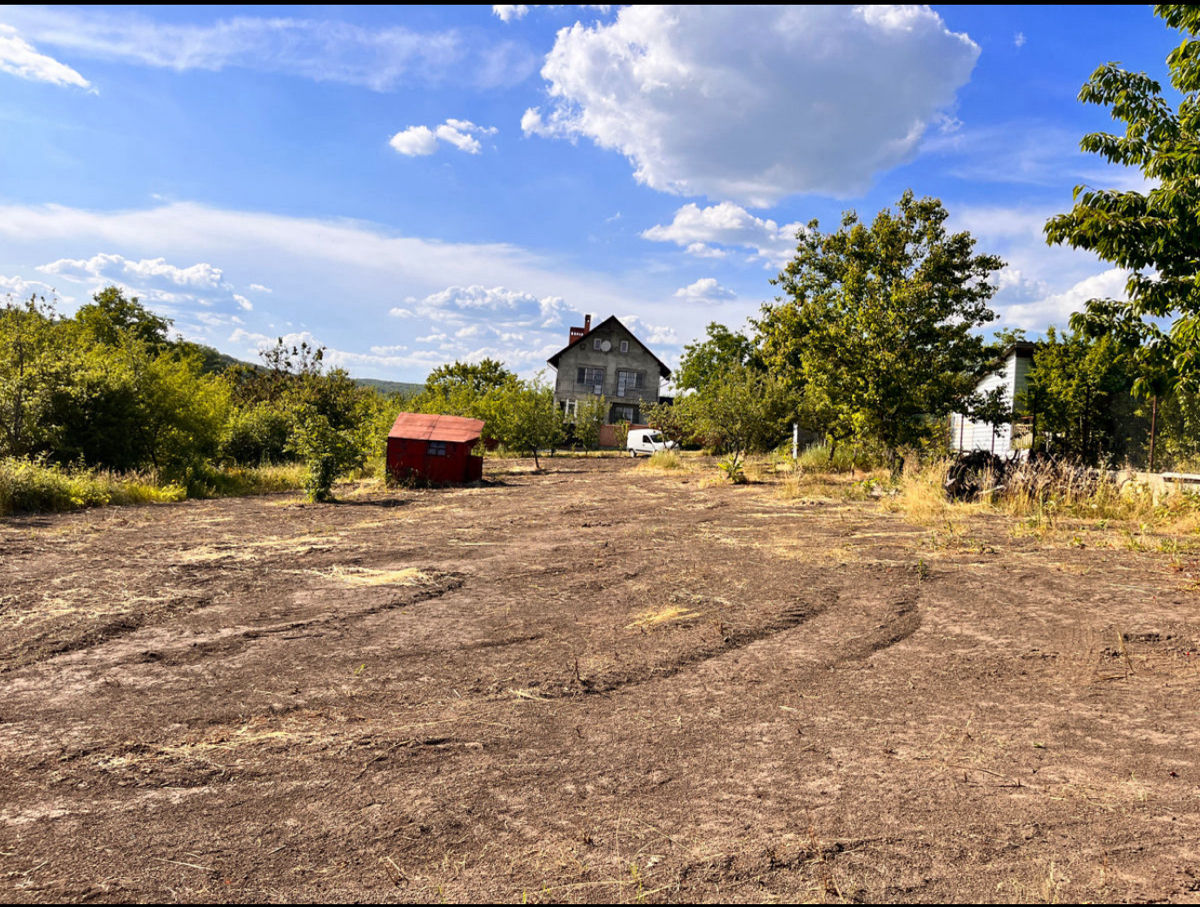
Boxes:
[950,350,1033,456]
[553,322,662,418]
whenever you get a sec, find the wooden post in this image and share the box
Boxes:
[1149,394,1158,473]
[792,422,799,460]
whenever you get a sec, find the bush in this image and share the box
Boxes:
[0,457,184,515]
[222,404,292,465]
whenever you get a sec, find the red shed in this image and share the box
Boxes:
[386,413,485,485]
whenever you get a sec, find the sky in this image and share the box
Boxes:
[0,5,1185,384]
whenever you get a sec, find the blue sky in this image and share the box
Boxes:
[0,5,1184,384]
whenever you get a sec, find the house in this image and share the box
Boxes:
[950,341,1036,456]
[546,314,671,427]
[386,412,485,484]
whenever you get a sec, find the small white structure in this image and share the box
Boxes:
[950,342,1036,455]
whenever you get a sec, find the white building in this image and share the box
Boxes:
[950,341,1036,455]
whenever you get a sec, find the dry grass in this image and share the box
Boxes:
[626,604,701,630]
[634,450,687,473]
[319,566,429,586]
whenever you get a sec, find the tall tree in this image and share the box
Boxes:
[757,190,1003,467]
[1044,6,1200,405]
[675,323,757,394]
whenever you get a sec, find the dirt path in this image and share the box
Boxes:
[2,457,1199,902]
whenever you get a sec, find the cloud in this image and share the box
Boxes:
[0,7,535,91]
[0,200,695,378]
[674,277,735,303]
[0,23,91,90]
[1003,268,1129,331]
[643,202,801,268]
[389,126,438,156]
[524,6,978,205]
[39,253,225,288]
[0,274,66,301]
[493,6,530,22]
[248,283,272,293]
[390,119,497,156]
[1014,32,1026,49]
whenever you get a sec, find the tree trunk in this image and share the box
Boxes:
[1149,394,1158,472]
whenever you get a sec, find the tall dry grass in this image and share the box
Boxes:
[0,458,307,517]
[884,457,1200,535]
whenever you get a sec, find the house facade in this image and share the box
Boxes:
[547,314,671,425]
[950,341,1036,455]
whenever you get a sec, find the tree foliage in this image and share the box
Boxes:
[757,191,1003,465]
[1044,5,1200,386]
[675,323,757,394]
[1021,327,1143,465]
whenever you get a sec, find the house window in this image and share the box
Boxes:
[576,366,605,394]
[427,441,448,457]
[615,369,644,398]
[611,404,637,423]
[619,340,629,353]
[563,399,578,418]
[593,337,603,350]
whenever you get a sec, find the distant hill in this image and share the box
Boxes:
[354,378,425,397]
[185,342,425,396]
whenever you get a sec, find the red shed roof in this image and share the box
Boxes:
[388,412,485,444]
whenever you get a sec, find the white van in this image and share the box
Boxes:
[626,428,677,457]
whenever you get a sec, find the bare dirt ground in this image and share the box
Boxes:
[3,456,1200,903]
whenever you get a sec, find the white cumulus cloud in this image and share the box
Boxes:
[0,23,92,90]
[39,253,225,288]
[643,202,802,268]
[524,5,979,205]
[493,6,530,23]
[674,277,736,303]
[390,119,497,156]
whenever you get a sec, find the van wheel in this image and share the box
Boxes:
[629,450,637,458]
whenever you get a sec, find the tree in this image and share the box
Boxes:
[74,286,173,351]
[1044,6,1200,419]
[967,386,1014,455]
[572,395,607,452]
[424,358,516,399]
[675,323,757,394]
[1021,327,1141,465]
[685,364,794,465]
[491,379,564,469]
[0,295,73,458]
[757,191,1003,467]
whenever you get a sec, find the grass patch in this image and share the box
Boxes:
[320,566,429,586]
[635,450,686,473]
[0,457,184,515]
[626,604,701,630]
[0,457,306,517]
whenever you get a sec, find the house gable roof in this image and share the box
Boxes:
[546,315,671,378]
[388,412,485,444]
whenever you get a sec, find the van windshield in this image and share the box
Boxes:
[648,432,664,443]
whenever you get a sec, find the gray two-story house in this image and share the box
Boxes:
[547,314,671,425]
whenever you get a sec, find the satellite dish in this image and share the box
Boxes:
[601,339,612,352]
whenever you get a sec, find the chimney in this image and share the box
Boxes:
[568,313,593,345]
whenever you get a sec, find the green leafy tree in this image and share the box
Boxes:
[642,399,690,448]
[1021,328,1141,465]
[572,395,607,452]
[685,364,795,465]
[757,191,1003,468]
[967,386,1014,455]
[491,379,564,469]
[1044,6,1200,435]
[74,286,173,351]
[675,323,758,394]
[0,295,75,458]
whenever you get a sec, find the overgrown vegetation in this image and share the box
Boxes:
[0,287,394,512]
